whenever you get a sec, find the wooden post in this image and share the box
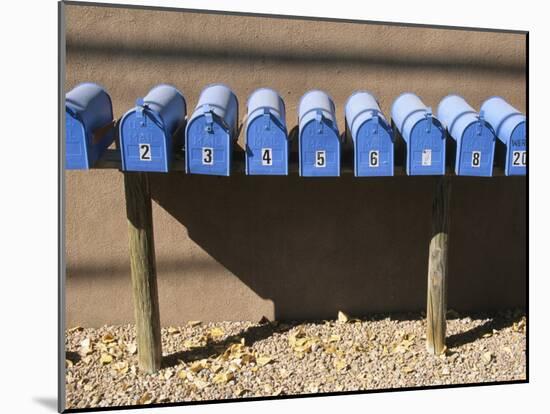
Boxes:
[426,176,451,355]
[123,172,162,373]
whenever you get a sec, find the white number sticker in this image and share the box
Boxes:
[139,144,151,161]
[261,148,273,166]
[471,151,481,168]
[369,150,379,167]
[202,147,214,165]
[422,149,432,166]
[512,151,526,167]
[315,150,326,167]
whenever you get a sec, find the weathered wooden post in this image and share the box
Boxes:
[123,172,162,373]
[426,175,451,355]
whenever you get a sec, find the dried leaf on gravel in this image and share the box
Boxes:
[100,353,113,365]
[101,333,116,343]
[337,311,350,323]
[187,320,202,327]
[194,379,209,390]
[138,392,154,405]
[189,360,208,373]
[213,371,234,384]
[78,338,93,356]
[113,361,129,375]
[209,327,225,339]
[126,343,137,355]
[334,358,348,371]
[256,356,275,366]
[482,351,494,364]
[167,327,180,334]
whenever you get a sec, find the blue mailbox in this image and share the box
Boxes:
[298,90,341,177]
[65,83,115,170]
[185,84,238,176]
[391,93,446,175]
[345,91,394,177]
[245,88,288,175]
[480,96,526,176]
[119,84,186,173]
[438,95,496,177]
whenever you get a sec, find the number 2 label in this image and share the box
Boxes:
[139,144,151,161]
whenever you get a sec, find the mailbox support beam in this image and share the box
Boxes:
[426,176,451,355]
[123,172,162,373]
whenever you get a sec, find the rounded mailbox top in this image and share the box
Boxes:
[298,90,336,117]
[480,96,525,143]
[437,94,478,138]
[189,83,239,137]
[345,91,386,139]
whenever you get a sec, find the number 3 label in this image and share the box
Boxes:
[139,144,151,161]
[315,150,326,168]
[202,147,213,165]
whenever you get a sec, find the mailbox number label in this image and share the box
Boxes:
[315,150,326,168]
[202,147,214,165]
[512,151,526,167]
[471,151,481,168]
[422,149,432,166]
[369,150,379,167]
[139,144,151,161]
[261,148,273,166]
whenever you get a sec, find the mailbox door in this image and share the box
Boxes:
[120,112,170,172]
[355,120,393,177]
[457,123,495,176]
[246,116,288,175]
[66,111,89,170]
[300,120,340,177]
[187,117,231,176]
[409,119,445,175]
[506,122,526,176]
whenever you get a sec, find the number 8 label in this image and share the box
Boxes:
[471,151,481,168]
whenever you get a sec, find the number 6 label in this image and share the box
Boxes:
[369,150,379,167]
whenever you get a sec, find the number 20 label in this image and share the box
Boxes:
[512,151,526,167]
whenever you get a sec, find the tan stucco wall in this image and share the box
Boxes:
[64,4,527,327]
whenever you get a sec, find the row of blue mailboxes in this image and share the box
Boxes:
[66,83,527,177]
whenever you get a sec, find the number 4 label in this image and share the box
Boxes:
[512,151,526,167]
[139,143,151,161]
[261,148,273,166]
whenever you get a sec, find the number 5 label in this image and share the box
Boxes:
[315,150,326,167]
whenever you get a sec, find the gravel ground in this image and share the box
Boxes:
[65,309,526,410]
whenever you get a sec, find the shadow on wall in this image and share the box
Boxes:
[149,174,526,320]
